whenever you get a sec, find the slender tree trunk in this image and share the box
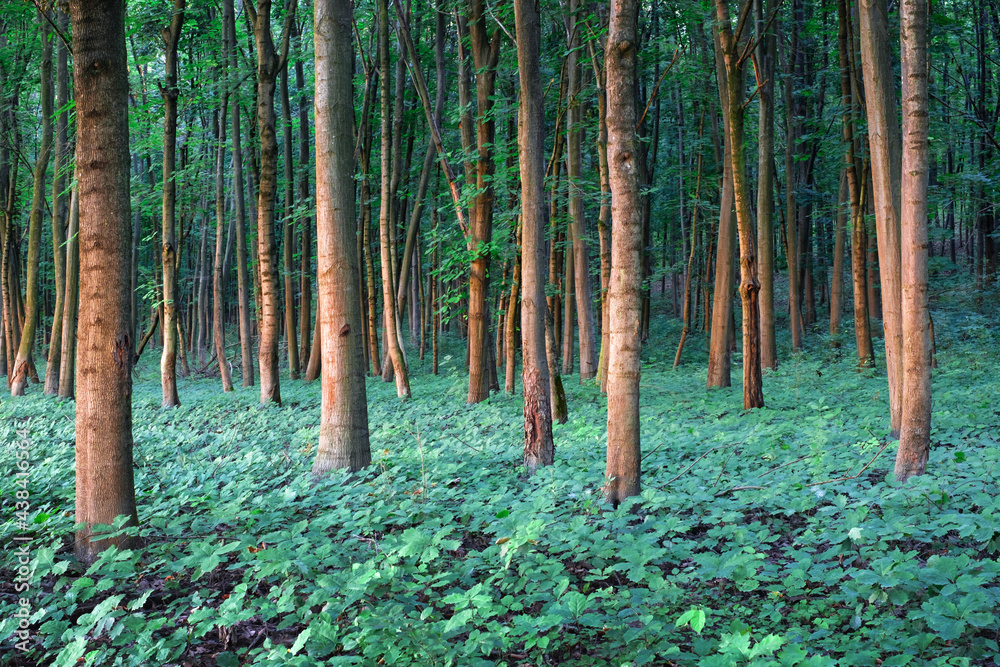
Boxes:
[230,0,254,387]
[59,183,79,399]
[312,0,371,474]
[296,56,312,369]
[514,0,554,471]
[281,40,299,380]
[213,6,234,392]
[505,228,521,394]
[674,119,704,368]
[378,0,410,398]
[465,0,501,404]
[561,231,575,375]
[896,0,931,480]
[859,0,903,434]
[604,0,641,506]
[756,0,777,370]
[249,0,297,406]
[784,10,802,351]
[716,0,764,409]
[44,12,69,395]
[305,299,321,380]
[11,14,52,396]
[706,38,736,389]
[158,0,184,407]
[567,0,597,380]
[70,0,138,564]
[831,172,847,336]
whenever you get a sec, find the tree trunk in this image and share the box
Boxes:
[561,230,575,375]
[158,0,184,408]
[859,0,903,435]
[228,0,254,388]
[213,5,234,392]
[296,56,312,369]
[70,0,139,564]
[378,0,410,398]
[504,227,521,394]
[831,172,847,337]
[756,0,777,370]
[58,183,79,399]
[280,40,299,380]
[465,0,501,404]
[312,0,372,474]
[249,0,296,406]
[604,0,641,507]
[716,0,764,409]
[11,13,52,396]
[896,0,931,481]
[567,0,598,381]
[44,11,69,395]
[784,9,802,351]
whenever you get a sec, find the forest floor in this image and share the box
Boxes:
[3,280,1000,667]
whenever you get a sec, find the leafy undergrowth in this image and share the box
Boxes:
[3,296,1000,666]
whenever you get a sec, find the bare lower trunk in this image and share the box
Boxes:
[70,0,138,564]
[756,0,777,370]
[896,0,931,481]
[213,27,234,392]
[830,172,847,336]
[312,0,371,474]
[281,50,299,380]
[604,0,641,506]
[58,183,79,399]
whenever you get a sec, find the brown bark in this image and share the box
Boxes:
[11,13,52,396]
[227,0,254,387]
[44,10,69,395]
[70,0,139,564]
[715,0,764,409]
[859,0,903,434]
[674,115,704,368]
[504,228,521,394]
[378,0,410,398]
[604,0,641,507]
[896,0,931,481]
[58,184,79,399]
[783,8,802,351]
[213,18,234,393]
[158,0,184,408]
[514,0,555,470]
[296,55,312,369]
[312,0,372,474]
[756,0,777,370]
[280,36,299,380]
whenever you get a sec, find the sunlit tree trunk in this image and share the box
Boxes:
[896,0,931,481]
[70,0,138,564]
[312,0,371,474]
[604,0,641,506]
[11,13,52,396]
[213,9,234,392]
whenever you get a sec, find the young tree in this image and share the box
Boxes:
[213,0,234,393]
[715,0,764,409]
[604,0,641,506]
[896,0,931,481]
[70,0,139,564]
[515,0,554,472]
[247,0,297,406]
[159,0,185,408]
[10,12,52,396]
[311,0,371,474]
[756,0,777,371]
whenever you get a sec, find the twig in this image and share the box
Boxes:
[803,441,891,487]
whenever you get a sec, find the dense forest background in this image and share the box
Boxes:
[2,0,1000,663]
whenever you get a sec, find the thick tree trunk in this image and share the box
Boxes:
[896,0,931,481]
[11,14,52,396]
[159,0,184,408]
[604,0,641,507]
[859,0,903,434]
[312,0,371,474]
[44,12,69,396]
[70,0,138,564]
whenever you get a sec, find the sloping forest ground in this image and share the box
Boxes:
[2,279,1000,667]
